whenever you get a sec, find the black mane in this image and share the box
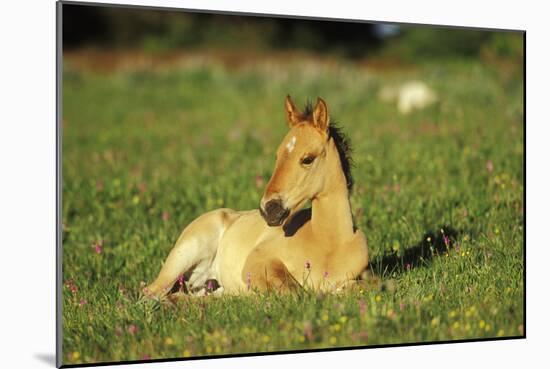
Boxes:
[302,101,354,192]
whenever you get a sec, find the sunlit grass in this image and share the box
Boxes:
[61,53,524,365]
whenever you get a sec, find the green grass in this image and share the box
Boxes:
[61,52,524,365]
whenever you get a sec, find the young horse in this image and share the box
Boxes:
[144,96,368,297]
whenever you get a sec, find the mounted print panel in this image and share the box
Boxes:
[58,1,525,367]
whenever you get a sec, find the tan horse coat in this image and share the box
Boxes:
[144,96,368,297]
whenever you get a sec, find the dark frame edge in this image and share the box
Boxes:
[56,1,64,367]
[522,30,526,339]
[57,0,526,34]
[59,335,525,368]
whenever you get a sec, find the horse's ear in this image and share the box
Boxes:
[313,97,329,133]
[285,95,301,127]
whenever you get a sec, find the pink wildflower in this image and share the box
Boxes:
[443,234,450,247]
[127,324,138,335]
[79,298,87,307]
[162,211,171,221]
[65,280,78,295]
[92,240,104,254]
[323,271,329,279]
[177,274,185,291]
[246,272,251,290]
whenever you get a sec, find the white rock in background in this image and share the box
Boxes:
[378,80,438,115]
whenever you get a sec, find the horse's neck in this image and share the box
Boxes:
[311,140,355,243]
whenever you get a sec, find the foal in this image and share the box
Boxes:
[144,96,368,297]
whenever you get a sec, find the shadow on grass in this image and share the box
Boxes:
[368,225,459,278]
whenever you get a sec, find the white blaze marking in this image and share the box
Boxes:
[286,136,297,153]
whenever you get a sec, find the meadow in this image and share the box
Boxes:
[61,49,524,365]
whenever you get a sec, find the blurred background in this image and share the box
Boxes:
[63,4,523,61]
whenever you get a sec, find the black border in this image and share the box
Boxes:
[522,30,526,339]
[62,336,522,368]
[56,1,63,368]
[56,1,527,368]
[59,0,525,33]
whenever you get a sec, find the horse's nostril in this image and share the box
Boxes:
[265,199,283,214]
[261,199,289,226]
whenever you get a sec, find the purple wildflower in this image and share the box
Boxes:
[323,271,329,279]
[305,260,311,270]
[92,240,103,254]
[177,276,186,293]
[65,280,78,295]
[443,234,450,247]
[127,324,138,335]
[141,286,150,297]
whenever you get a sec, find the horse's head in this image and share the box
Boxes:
[260,95,332,227]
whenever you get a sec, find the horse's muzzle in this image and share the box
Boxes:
[260,199,290,227]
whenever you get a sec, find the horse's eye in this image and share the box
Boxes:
[301,156,316,166]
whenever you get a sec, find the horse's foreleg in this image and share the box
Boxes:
[144,235,201,299]
[144,208,237,299]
